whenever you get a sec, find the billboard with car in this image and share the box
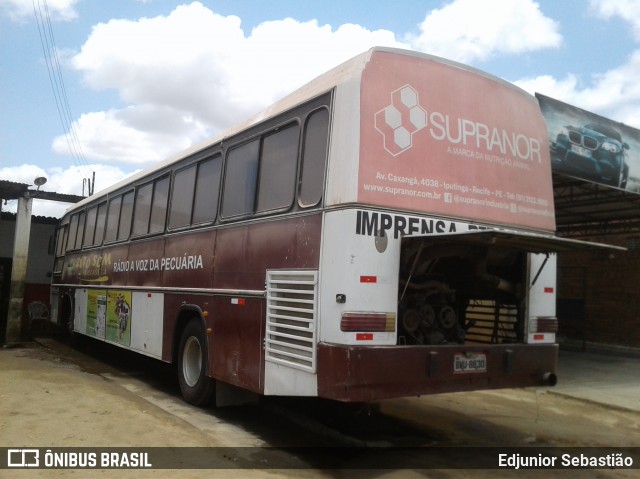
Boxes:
[537,93,640,192]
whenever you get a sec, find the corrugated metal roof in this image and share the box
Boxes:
[0,179,85,205]
[553,173,640,236]
[0,211,59,225]
[0,179,30,199]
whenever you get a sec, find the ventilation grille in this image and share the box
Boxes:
[266,270,318,372]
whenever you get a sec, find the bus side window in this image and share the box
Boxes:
[105,196,123,243]
[53,225,68,273]
[299,108,329,207]
[67,211,86,251]
[75,211,86,249]
[222,139,260,219]
[118,191,134,241]
[193,155,222,224]
[94,202,107,246]
[133,176,170,236]
[256,123,300,213]
[169,165,197,229]
[132,183,153,236]
[55,225,68,257]
[149,176,170,234]
[83,205,98,248]
[67,214,79,251]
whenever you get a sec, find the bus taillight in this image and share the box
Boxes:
[528,316,558,343]
[531,316,559,333]
[340,312,396,332]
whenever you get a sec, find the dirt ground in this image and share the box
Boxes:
[1,340,638,478]
[0,342,293,479]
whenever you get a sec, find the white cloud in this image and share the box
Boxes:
[0,163,135,217]
[0,0,78,22]
[67,2,403,165]
[52,107,207,164]
[514,74,580,101]
[37,0,640,173]
[406,0,562,63]
[512,0,640,129]
[515,49,640,129]
[590,0,640,40]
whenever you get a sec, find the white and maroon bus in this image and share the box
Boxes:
[51,47,597,406]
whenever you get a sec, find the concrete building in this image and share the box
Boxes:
[0,211,58,343]
[0,179,83,344]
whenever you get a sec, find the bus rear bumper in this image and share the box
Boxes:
[316,342,558,403]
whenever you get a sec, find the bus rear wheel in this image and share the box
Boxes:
[178,319,215,406]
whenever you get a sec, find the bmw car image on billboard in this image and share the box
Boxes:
[537,93,640,191]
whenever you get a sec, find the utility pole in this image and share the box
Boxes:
[4,195,33,345]
[83,172,95,196]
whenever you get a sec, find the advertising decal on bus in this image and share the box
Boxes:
[86,289,131,346]
[355,209,488,239]
[63,250,205,285]
[86,290,106,339]
[359,51,556,232]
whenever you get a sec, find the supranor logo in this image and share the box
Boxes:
[374,85,427,156]
[374,84,542,163]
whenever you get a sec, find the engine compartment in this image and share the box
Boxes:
[398,237,527,346]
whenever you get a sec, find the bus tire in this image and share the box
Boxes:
[178,319,215,406]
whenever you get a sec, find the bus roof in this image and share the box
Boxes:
[64,47,535,215]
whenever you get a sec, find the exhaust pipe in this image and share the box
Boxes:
[541,372,558,387]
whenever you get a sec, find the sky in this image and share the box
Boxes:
[1,0,640,217]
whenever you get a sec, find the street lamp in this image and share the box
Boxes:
[33,176,47,191]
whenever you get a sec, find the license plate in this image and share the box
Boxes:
[570,143,590,157]
[453,353,487,373]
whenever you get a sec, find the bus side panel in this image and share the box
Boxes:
[211,296,264,394]
[317,343,558,402]
[160,230,217,361]
[130,291,164,358]
[74,288,88,334]
[103,244,131,286]
[127,239,166,287]
[212,215,323,291]
[162,293,210,363]
[163,229,216,289]
[208,215,322,394]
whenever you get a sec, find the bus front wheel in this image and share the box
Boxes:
[178,319,215,406]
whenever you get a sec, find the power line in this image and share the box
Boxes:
[32,0,91,178]
[41,0,89,167]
